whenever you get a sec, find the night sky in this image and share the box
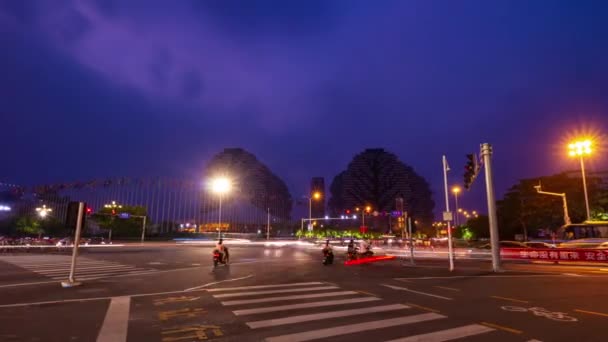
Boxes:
[2,0,608,217]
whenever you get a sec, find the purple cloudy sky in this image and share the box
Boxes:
[1,0,608,216]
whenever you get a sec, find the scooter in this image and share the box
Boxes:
[322,248,334,265]
[213,248,229,267]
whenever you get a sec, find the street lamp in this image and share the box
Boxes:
[362,206,372,227]
[452,186,461,226]
[210,177,232,239]
[304,192,322,231]
[568,139,593,221]
[36,205,52,218]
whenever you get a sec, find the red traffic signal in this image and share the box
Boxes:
[86,207,93,215]
[111,209,116,216]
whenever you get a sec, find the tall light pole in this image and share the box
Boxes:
[210,177,231,239]
[568,140,593,221]
[304,192,321,231]
[452,186,461,226]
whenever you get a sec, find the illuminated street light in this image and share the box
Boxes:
[35,205,52,218]
[568,139,593,220]
[209,177,232,238]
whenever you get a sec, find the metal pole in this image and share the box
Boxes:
[308,197,312,229]
[218,194,222,239]
[481,143,501,272]
[442,155,455,271]
[140,216,147,245]
[580,156,591,221]
[408,217,414,265]
[454,192,460,226]
[300,218,304,239]
[563,195,572,225]
[63,202,84,287]
[267,208,270,240]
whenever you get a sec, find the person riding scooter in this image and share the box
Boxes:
[215,238,229,264]
[322,240,334,265]
[347,239,357,260]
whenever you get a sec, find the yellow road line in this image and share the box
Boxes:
[574,309,608,318]
[433,286,460,292]
[480,322,523,334]
[490,295,529,304]
[405,302,440,313]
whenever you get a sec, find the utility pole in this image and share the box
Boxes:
[267,208,270,240]
[481,143,501,272]
[442,155,455,272]
[534,184,572,226]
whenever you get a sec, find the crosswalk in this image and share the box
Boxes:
[0,255,153,280]
[209,281,499,341]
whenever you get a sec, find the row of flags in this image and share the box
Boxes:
[1,178,204,195]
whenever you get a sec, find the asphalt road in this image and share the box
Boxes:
[1,244,607,341]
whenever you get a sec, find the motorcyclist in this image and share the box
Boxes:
[359,239,372,256]
[216,239,229,263]
[322,240,334,264]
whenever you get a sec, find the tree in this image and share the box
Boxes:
[462,215,490,239]
[497,172,608,239]
[16,216,44,237]
[328,148,434,225]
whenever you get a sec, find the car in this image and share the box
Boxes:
[524,241,555,248]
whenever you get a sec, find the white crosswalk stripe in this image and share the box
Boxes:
[0,255,152,280]
[209,281,498,341]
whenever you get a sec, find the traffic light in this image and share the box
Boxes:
[86,207,92,215]
[464,154,480,190]
[111,209,116,216]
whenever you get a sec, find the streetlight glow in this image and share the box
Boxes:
[313,191,321,200]
[36,205,52,218]
[452,186,461,194]
[567,138,596,221]
[568,140,592,157]
[211,177,231,194]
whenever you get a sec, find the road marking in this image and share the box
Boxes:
[433,286,460,291]
[562,273,582,277]
[574,309,608,317]
[206,281,323,292]
[599,269,608,272]
[382,284,453,300]
[491,296,529,304]
[385,324,494,342]
[356,290,378,297]
[396,274,578,280]
[233,297,380,316]
[221,291,358,306]
[0,280,58,289]
[247,304,409,329]
[96,296,130,342]
[40,266,137,275]
[404,302,440,313]
[480,322,522,334]
[184,274,254,291]
[264,313,445,342]
[213,286,338,298]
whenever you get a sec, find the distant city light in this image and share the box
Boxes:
[324,215,329,219]
[0,205,11,211]
[353,215,357,219]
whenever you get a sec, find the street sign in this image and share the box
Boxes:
[442,211,453,221]
[119,212,130,219]
[307,223,313,231]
